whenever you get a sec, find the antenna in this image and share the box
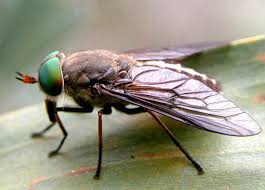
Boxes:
[15,72,38,84]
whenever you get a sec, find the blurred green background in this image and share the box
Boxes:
[1,0,265,113]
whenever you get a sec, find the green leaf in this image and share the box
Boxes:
[2,36,265,190]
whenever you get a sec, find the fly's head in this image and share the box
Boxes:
[16,51,65,100]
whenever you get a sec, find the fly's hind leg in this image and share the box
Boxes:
[148,111,204,175]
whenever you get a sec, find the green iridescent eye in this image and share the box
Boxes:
[38,53,63,96]
[44,50,60,61]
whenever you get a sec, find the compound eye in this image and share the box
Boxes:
[38,53,63,96]
[44,50,60,61]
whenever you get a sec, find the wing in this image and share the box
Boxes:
[96,62,261,136]
[123,41,228,62]
[122,42,225,92]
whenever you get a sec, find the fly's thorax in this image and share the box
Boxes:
[61,50,135,106]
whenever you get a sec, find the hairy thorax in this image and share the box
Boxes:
[61,50,135,108]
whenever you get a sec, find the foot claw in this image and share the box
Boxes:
[31,133,43,138]
[197,168,205,175]
[93,174,100,180]
[48,151,59,158]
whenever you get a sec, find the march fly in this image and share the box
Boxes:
[16,41,261,179]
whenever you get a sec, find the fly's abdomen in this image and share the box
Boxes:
[178,66,222,93]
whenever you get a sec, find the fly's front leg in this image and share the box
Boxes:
[48,105,94,157]
[30,99,64,157]
[48,112,68,157]
[32,100,94,138]
[31,123,55,138]
[32,98,94,157]
[94,106,112,180]
[31,99,57,138]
